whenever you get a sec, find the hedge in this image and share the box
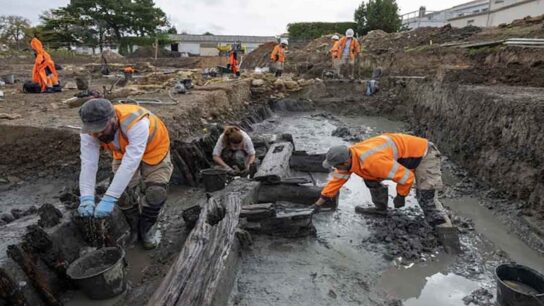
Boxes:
[287,22,358,40]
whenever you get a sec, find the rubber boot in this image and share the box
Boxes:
[139,203,163,250]
[355,185,388,216]
[118,187,140,245]
[418,189,447,226]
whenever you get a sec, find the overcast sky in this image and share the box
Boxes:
[2,0,469,36]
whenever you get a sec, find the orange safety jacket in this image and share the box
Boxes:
[321,133,429,199]
[31,38,59,92]
[330,40,341,59]
[123,67,135,74]
[229,51,239,74]
[100,104,170,165]
[335,37,361,60]
[270,44,286,63]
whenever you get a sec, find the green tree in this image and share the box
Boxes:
[354,0,401,35]
[40,0,168,51]
[0,15,31,50]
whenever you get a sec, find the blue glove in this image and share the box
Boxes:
[94,195,117,218]
[78,196,95,217]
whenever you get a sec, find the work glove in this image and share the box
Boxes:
[310,204,321,214]
[393,195,406,209]
[94,195,118,218]
[78,195,95,217]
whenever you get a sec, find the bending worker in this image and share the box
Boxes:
[228,47,241,77]
[313,133,446,225]
[213,126,256,176]
[330,34,341,77]
[77,99,173,249]
[271,38,288,77]
[335,28,360,78]
[30,37,61,93]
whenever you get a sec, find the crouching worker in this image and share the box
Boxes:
[312,133,446,225]
[77,99,173,249]
[213,126,256,176]
[30,37,61,93]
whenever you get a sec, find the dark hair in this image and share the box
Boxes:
[223,126,243,146]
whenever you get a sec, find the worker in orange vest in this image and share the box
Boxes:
[30,37,61,93]
[334,28,361,79]
[228,47,241,77]
[78,99,173,249]
[271,38,288,77]
[313,133,446,225]
[330,34,341,77]
[123,66,135,80]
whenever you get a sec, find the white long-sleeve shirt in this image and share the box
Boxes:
[79,117,149,199]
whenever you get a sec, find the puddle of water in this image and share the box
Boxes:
[402,273,480,306]
[443,196,544,273]
[0,178,68,213]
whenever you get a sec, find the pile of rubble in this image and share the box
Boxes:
[247,73,318,100]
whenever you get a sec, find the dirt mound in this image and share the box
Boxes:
[128,46,176,58]
[101,50,124,61]
[241,42,276,69]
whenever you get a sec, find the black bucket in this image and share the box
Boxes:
[201,169,227,192]
[66,247,127,300]
[496,263,544,306]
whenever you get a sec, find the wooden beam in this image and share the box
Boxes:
[254,142,294,184]
[289,151,328,173]
[146,193,241,306]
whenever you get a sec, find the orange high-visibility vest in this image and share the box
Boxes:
[335,37,361,60]
[321,133,429,198]
[330,40,341,59]
[31,38,59,92]
[229,52,239,74]
[270,44,286,63]
[100,104,170,165]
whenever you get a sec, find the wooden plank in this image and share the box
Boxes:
[146,193,241,306]
[254,142,294,184]
[289,151,328,173]
[257,183,322,205]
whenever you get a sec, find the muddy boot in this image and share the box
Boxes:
[355,184,388,216]
[139,184,167,250]
[118,188,140,245]
[418,189,447,226]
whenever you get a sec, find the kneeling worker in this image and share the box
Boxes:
[213,126,256,176]
[77,99,173,249]
[313,133,445,225]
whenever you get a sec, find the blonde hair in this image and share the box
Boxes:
[223,126,243,146]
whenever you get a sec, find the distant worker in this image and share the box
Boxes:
[335,28,361,79]
[77,99,173,250]
[271,38,288,77]
[228,46,241,77]
[213,126,256,176]
[123,66,135,80]
[30,37,61,93]
[313,133,446,225]
[330,34,341,77]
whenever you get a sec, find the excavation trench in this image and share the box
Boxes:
[0,79,543,306]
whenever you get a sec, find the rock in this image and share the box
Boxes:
[10,208,24,219]
[38,204,63,228]
[63,81,78,90]
[332,127,351,138]
[274,79,285,89]
[251,79,265,87]
[328,289,337,299]
[23,206,38,216]
[1,213,14,223]
[284,80,299,90]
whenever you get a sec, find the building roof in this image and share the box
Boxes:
[169,34,276,43]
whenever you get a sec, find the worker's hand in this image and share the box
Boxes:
[94,195,117,218]
[78,196,95,218]
[310,204,321,214]
[393,195,406,208]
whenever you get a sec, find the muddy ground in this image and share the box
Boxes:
[228,110,544,306]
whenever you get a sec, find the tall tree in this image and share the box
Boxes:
[354,0,401,35]
[0,15,31,50]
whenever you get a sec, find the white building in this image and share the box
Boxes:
[401,0,544,29]
[168,34,276,56]
[448,0,544,27]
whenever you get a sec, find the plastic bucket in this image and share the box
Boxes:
[201,169,227,192]
[66,247,127,300]
[496,263,544,306]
